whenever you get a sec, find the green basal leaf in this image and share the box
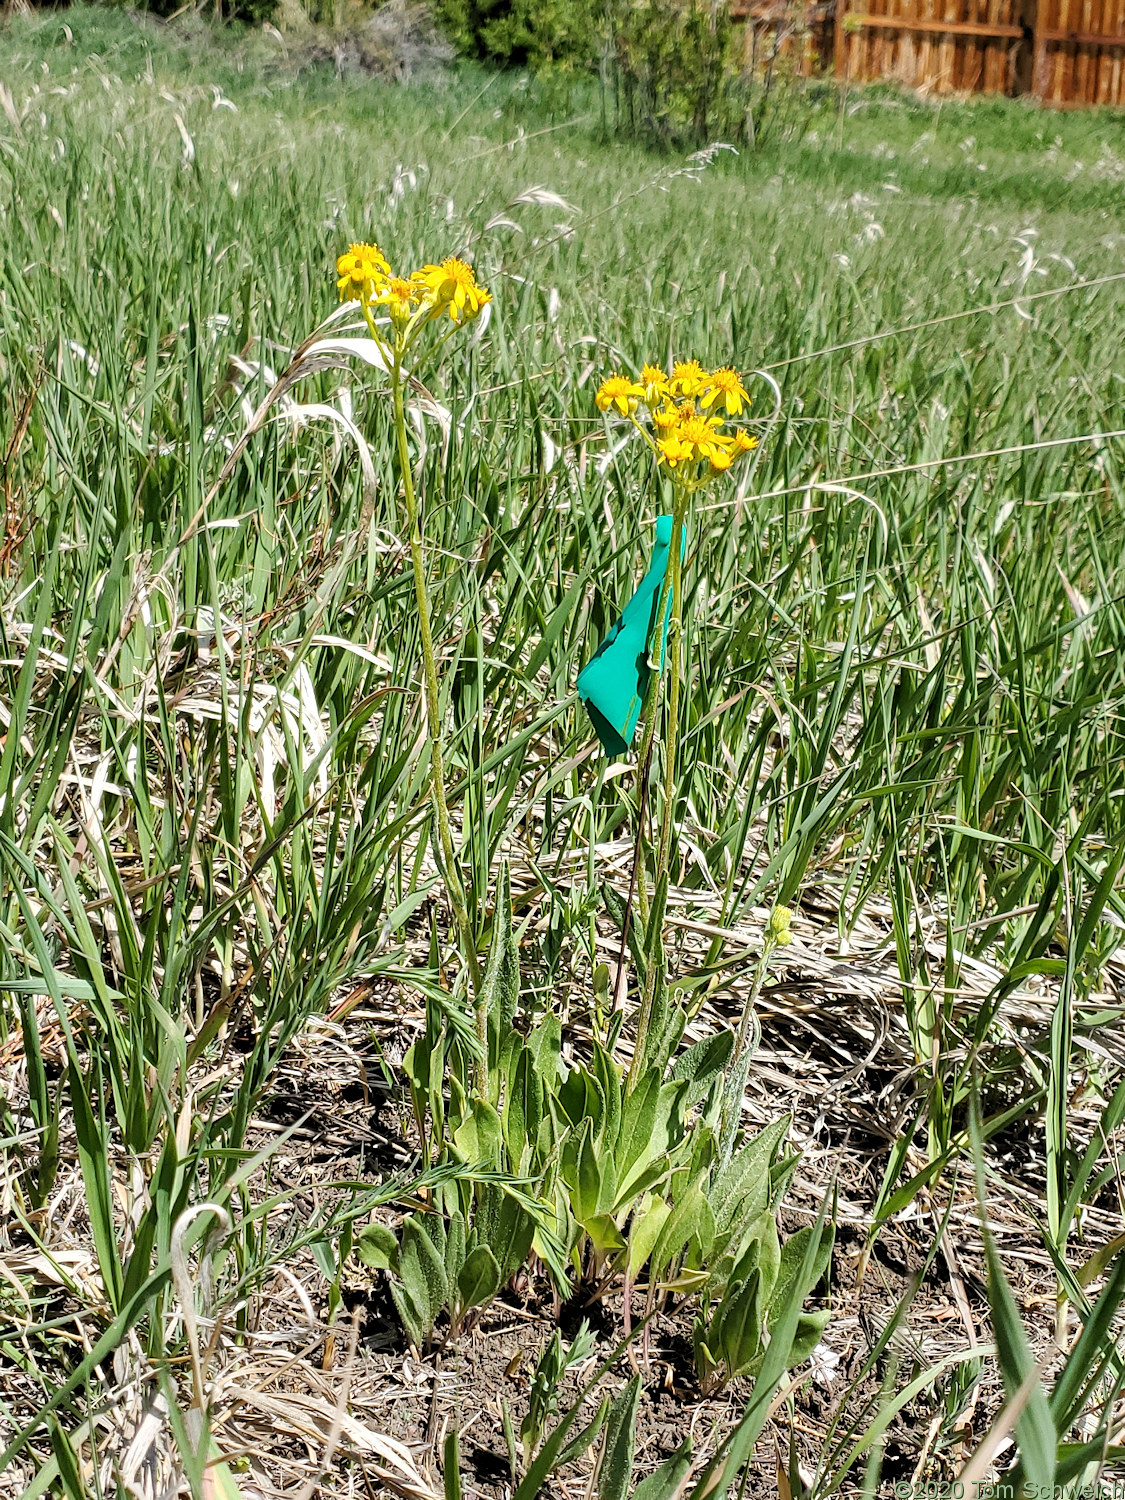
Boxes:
[597,1374,641,1500]
[582,1212,628,1261]
[455,1244,502,1318]
[453,1097,504,1168]
[716,1268,765,1379]
[392,1212,449,1348]
[632,1440,693,1500]
[626,1193,672,1280]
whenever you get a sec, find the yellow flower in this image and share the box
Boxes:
[655,410,730,469]
[412,257,491,323]
[670,360,707,398]
[375,275,422,325]
[602,355,761,478]
[639,363,669,406]
[700,367,751,417]
[596,374,645,417]
[675,412,731,462]
[656,433,694,468]
[336,242,391,304]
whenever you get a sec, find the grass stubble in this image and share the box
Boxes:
[1,5,1125,1495]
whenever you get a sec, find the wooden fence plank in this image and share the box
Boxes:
[1038,24,1125,40]
[1110,0,1125,99]
[733,0,1125,102]
[841,14,1021,34]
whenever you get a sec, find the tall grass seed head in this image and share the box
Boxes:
[337,242,391,304]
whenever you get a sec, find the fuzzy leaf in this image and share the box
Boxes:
[597,1374,641,1500]
[503,1044,544,1171]
[591,1038,623,1150]
[456,1244,502,1316]
[527,1012,563,1093]
[617,1067,661,1176]
[627,1193,672,1279]
[687,1195,833,1499]
[355,1221,399,1274]
[717,1268,765,1379]
[632,1439,693,1500]
[392,1214,448,1347]
[767,1221,834,1332]
[554,1398,609,1470]
[787,1310,831,1370]
[471,1184,535,1283]
[649,1181,715,1280]
[576,1116,614,1220]
[453,1097,504,1169]
[670,1031,733,1089]
[712,1115,790,1239]
[582,1212,627,1261]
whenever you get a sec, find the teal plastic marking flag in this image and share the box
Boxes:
[577,515,682,756]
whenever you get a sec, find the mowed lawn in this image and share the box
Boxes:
[2,5,1125,1495]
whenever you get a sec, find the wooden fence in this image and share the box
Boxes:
[833,0,1029,96]
[1032,0,1125,105]
[729,0,1125,103]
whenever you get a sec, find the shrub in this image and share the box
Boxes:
[600,0,816,149]
[605,0,734,143]
[281,0,454,79]
[432,0,601,69]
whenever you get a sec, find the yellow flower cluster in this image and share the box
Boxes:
[595,360,757,476]
[335,241,491,329]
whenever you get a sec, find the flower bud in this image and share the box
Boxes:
[769,905,792,938]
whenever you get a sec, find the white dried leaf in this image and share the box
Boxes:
[303,335,393,374]
[173,112,194,164]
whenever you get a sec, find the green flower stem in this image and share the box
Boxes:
[386,343,484,1079]
[626,481,688,1091]
[626,646,663,939]
[716,934,775,1166]
[732,933,774,1068]
[653,503,686,924]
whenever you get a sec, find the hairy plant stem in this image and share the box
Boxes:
[732,934,775,1068]
[718,928,785,1164]
[389,349,484,1084]
[626,484,688,1092]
